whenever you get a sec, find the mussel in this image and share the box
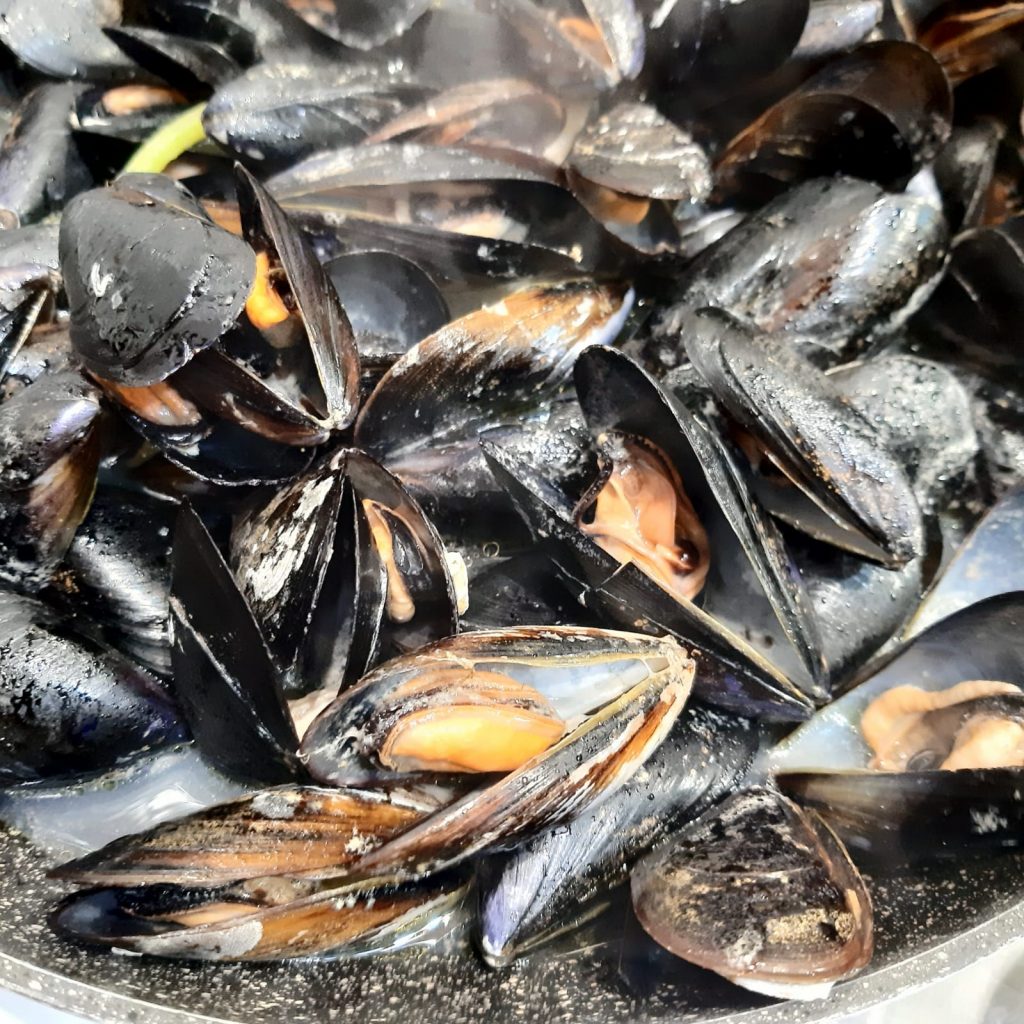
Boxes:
[631,786,874,1000]
[772,593,1024,864]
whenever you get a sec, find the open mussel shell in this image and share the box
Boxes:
[49,488,173,677]
[230,447,458,698]
[684,308,925,567]
[793,0,883,59]
[170,504,302,785]
[908,487,1024,636]
[72,83,191,144]
[644,0,810,93]
[301,626,686,786]
[631,786,874,1001]
[0,223,61,379]
[324,251,449,374]
[0,590,186,784]
[719,41,952,195]
[575,346,826,694]
[482,443,812,721]
[932,121,1002,233]
[53,785,437,887]
[564,103,709,255]
[0,371,102,592]
[771,593,1024,865]
[355,281,633,464]
[103,26,241,92]
[893,0,1024,83]
[285,0,431,49]
[364,78,567,159]
[61,173,256,387]
[269,142,631,276]
[232,163,360,433]
[659,176,949,360]
[304,631,694,881]
[912,214,1024,387]
[0,0,139,80]
[568,102,712,204]
[203,62,425,167]
[0,83,92,226]
[84,167,360,484]
[50,870,469,962]
[476,704,760,966]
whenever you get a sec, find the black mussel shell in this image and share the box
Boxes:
[645,0,810,93]
[230,448,457,697]
[170,504,301,784]
[794,0,883,59]
[0,371,102,591]
[718,41,952,195]
[104,26,241,92]
[0,590,186,784]
[355,282,632,463]
[324,251,449,371]
[233,164,360,433]
[631,786,874,999]
[909,487,1024,637]
[0,83,92,226]
[50,870,468,961]
[568,102,712,203]
[0,223,61,378]
[50,488,173,677]
[0,0,139,80]
[61,174,255,386]
[308,639,693,881]
[684,308,925,567]
[659,177,949,361]
[932,121,1001,234]
[912,214,1024,389]
[285,0,432,49]
[203,62,425,167]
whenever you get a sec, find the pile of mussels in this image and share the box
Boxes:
[0,0,1023,1005]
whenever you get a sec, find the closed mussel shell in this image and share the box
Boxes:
[50,870,469,962]
[52,785,437,887]
[61,174,255,386]
[0,590,186,784]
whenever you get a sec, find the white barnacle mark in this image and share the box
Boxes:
[970,806,1009,834]
[110,290,123,310]
[344,830,376,855]
[89,261,115,298]
[246,475,336,606]
[250,789,301,820]
[136,919,264,960]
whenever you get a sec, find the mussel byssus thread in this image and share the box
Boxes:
[121,102,208,176]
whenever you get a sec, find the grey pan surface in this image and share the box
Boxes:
[0,825,1021,1024]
